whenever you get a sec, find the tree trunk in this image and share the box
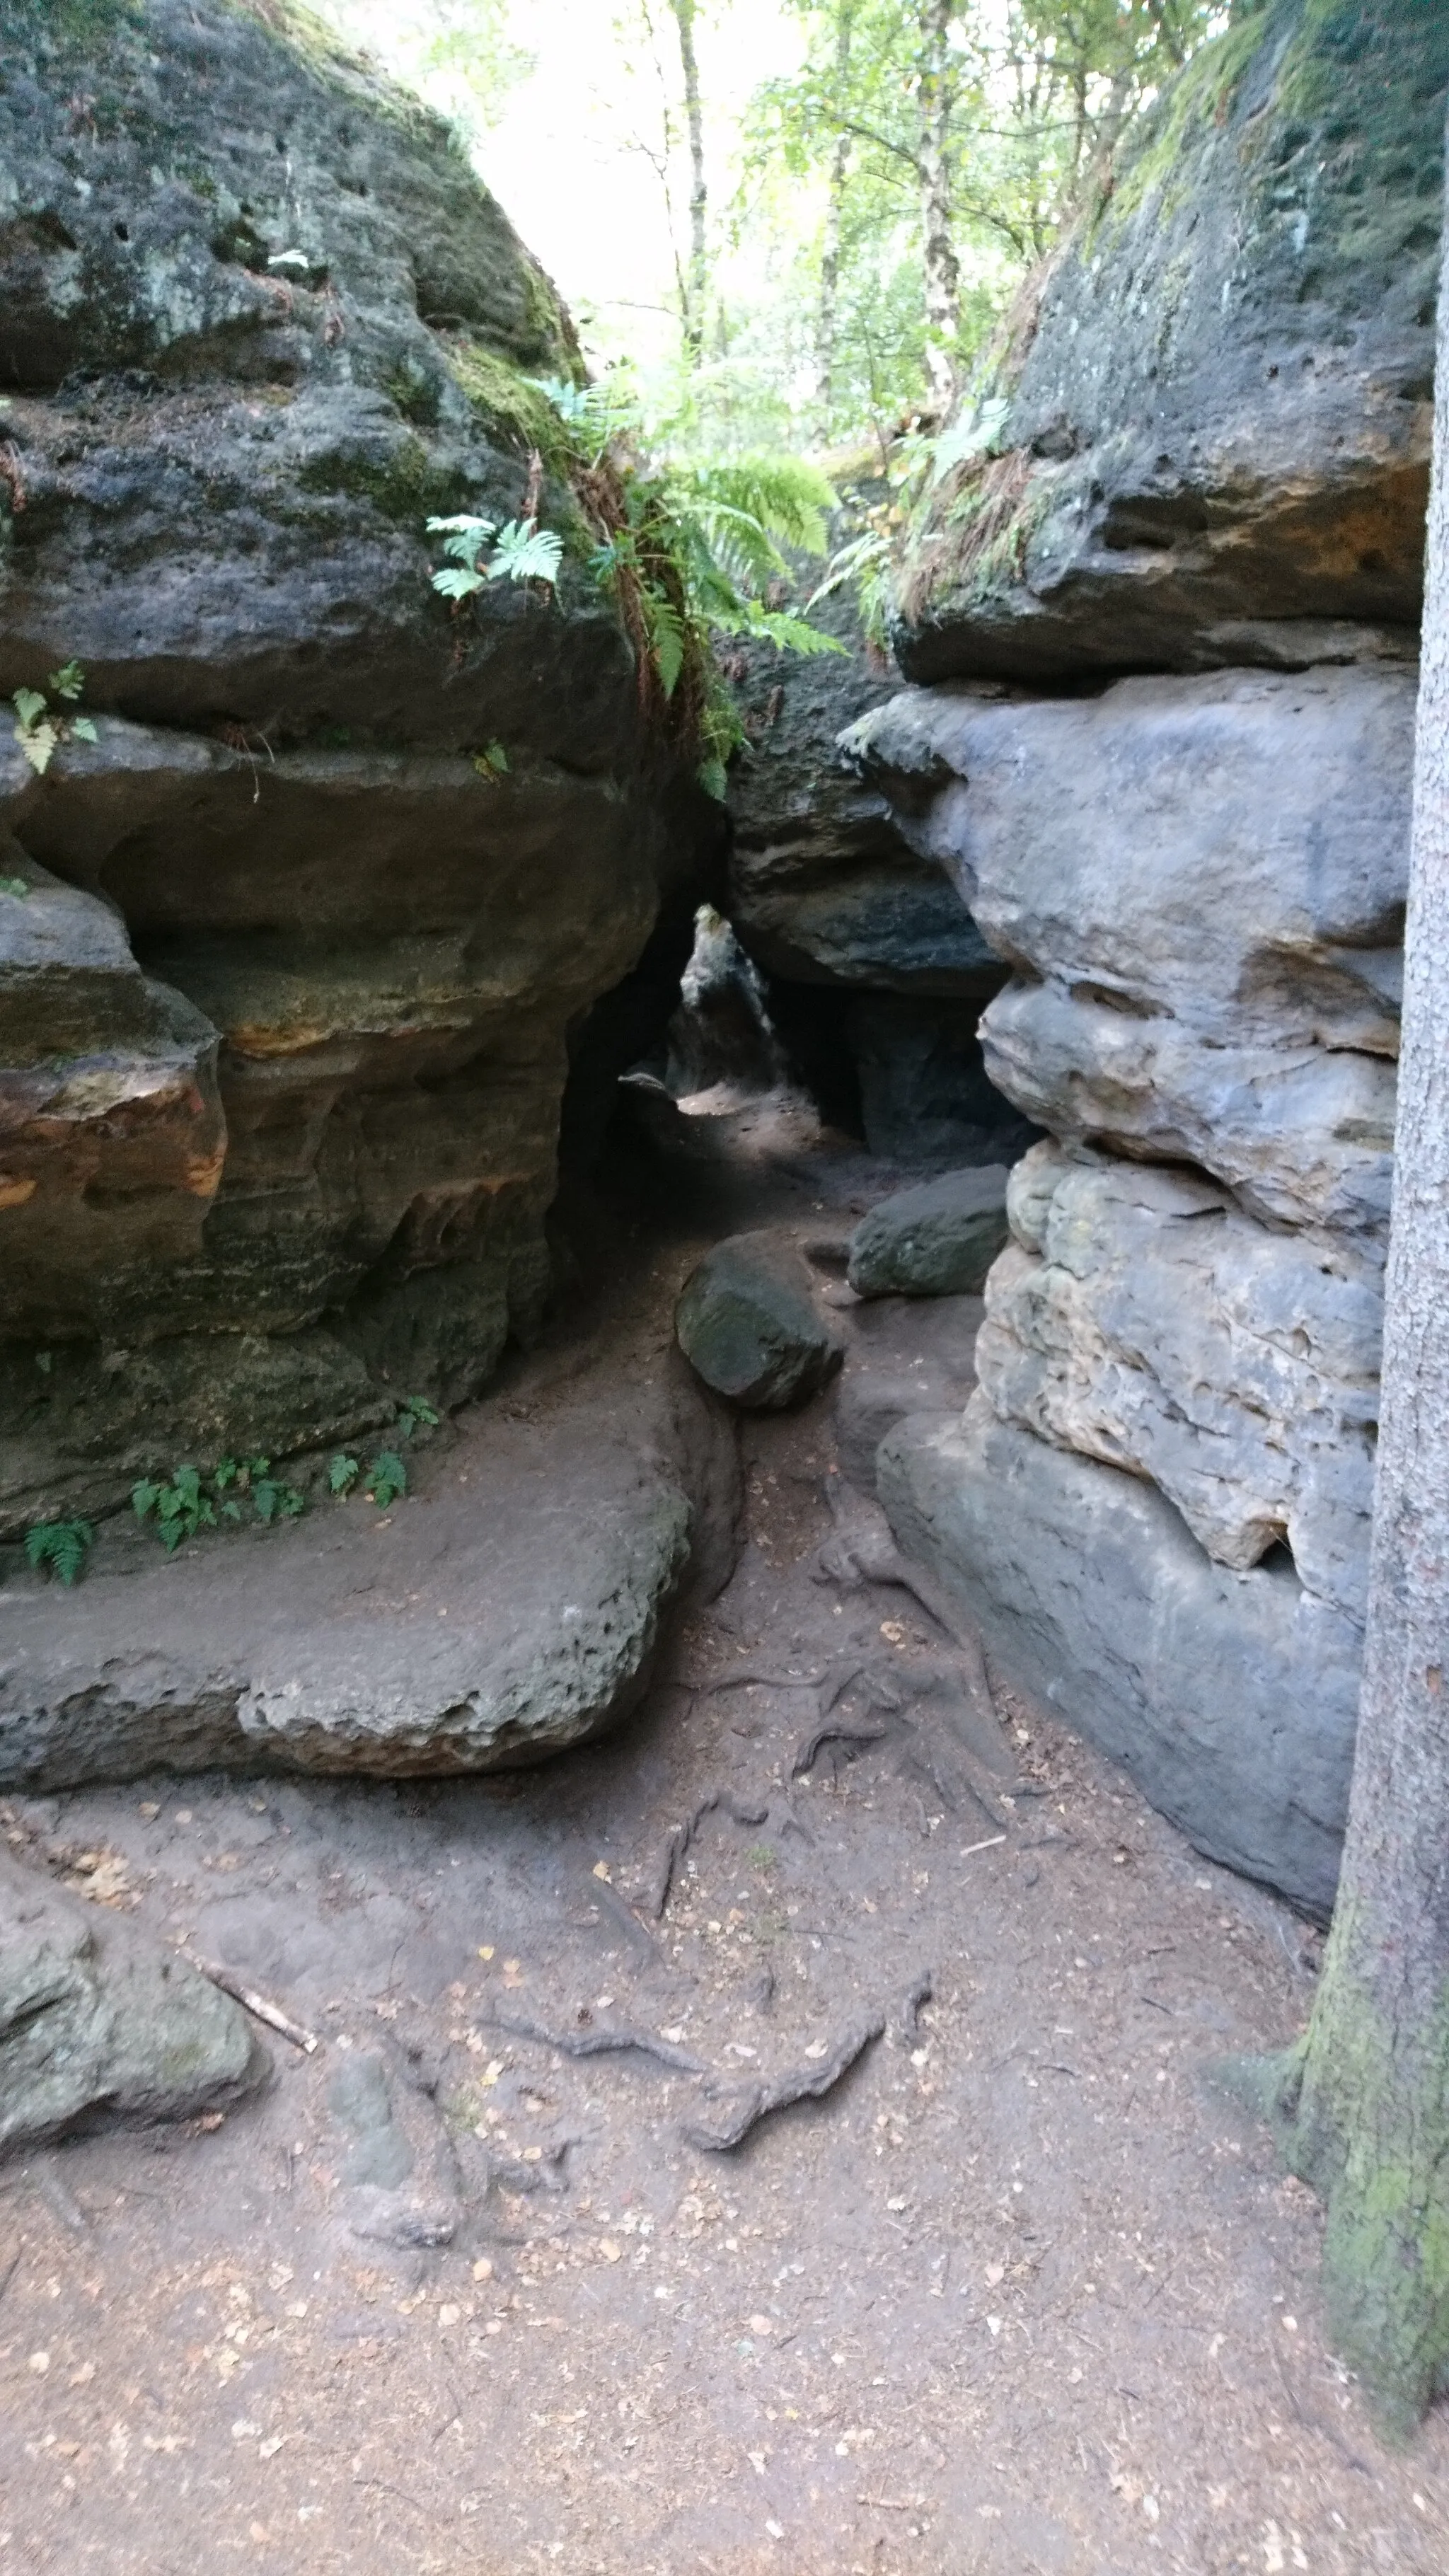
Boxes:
[670,0,708,362]
[916,0,961,416]
[1264,117,1449,2439]
[814,4,855,429]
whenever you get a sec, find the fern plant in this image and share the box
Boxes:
[395,1396,441,1440]
[364,1450,408,1509]
[25,1518,94,1586]
[524,376,846,798]
[11,660,98,777]
[427,513,563,601]
[132,1465,216,1552]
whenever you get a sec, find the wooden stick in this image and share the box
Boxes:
[188,1956,318,2053]
[959,1833,1008,1860]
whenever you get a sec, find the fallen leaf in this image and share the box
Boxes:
[599,2239,623,2263]
[592,1861,612,1883]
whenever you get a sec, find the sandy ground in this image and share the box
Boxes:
[1,1101,1446,2575]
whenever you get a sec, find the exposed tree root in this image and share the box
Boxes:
[681,2014,887,2151]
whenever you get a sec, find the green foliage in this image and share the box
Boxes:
[132,1465,216,1553]
[25,1518,94,1587]
[133,1456,304,1551]
[734,0,1225,444]
[0,874,29,898]
[426,512,563,602]
[364,1450,408,1508]
[530,374,845,795]
[472,740,510,782]
[395,1396,441,1440]
[328,1452,362,1496]
[10,662,98,778]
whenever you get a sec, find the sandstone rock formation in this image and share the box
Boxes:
[0,0,698,1533]
[676,1232,844,1411]
[724,514,1030,1162]
[895,0,1446,683]
[845,664,1416,1247]
[0,1358,737,1788]
[848,1165,1009,1301]
[879,1404,1358,1919]
[0,1846,269,2149]
[862,0,1441,1909]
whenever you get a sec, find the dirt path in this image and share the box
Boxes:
[1,1104,1446,2575]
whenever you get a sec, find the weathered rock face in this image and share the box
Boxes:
[724,553,1028,1162]
[0,1,688,1530]
[848,664,1415,1246]
[858,1,1438,1905]
[880,1402,1357,1919]
[861,660,1413,1897]
[896,0,1446,683]
[0,1358,737,1788]
[676,1233,844,1411]
[848,1166,1010,1301]
[0,1847,269,2149]
[978,1143,1380,1622]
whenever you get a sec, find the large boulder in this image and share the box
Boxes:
[978,1143,1380,1622]
[676,1232,843,1410]
[0,1361,737,1787]
[0,1,693,1524]
[0,1847,269,2149]
[894,0,1447,683]
[879,1399,1358,1919]
[848,1165,1010,1300]
[845,664,1415,1246]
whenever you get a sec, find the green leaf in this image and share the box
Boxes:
[131,1480,162,1521]
[214,1457,241,1490]
[0,874,29,897]
[698,757,729,802]
[487,519,564,587]
[432,566,486,601]
[328,1452,361,1496]
[69,717,97,744]
[47,660,86,703]
[25,1518,93,1586]
[12,688,47,732]
[364,1449,408,1509]
[426,513,498,538]
[17,722,57,776]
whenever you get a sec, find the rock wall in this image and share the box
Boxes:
[724,516,1033,1162]
[0,0,699,1528]
[867,0,1445,1917]
[895,0,1445,683]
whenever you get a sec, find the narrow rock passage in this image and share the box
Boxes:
[1,1102,1445,2575]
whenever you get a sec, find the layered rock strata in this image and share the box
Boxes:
[855,0,1440,1912]
[0,0,690,1530]
[724,522,1029,1162]
[895,0,1447,682]
[858,663,1414,1910]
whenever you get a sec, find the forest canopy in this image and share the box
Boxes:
[318,0,1233,458]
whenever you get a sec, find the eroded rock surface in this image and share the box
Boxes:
[0,1,690,1526]
[880,1399,1357,1919]
[0,1358,738,1788]
[0,1847,269,2150]
[676,1232,844,1411]
[978,1144,1380,1621]
[848,1165,1009,1300]
[896,0,1447,682]
[848,665,1415,1245]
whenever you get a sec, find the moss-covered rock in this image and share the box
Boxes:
[896,0,1448,682]
[0,1,686,1525]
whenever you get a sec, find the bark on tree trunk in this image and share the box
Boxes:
[814,5,855,429]
[916,0,961,416]
[670,0,708,362]
[1264,114,1449,2439]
